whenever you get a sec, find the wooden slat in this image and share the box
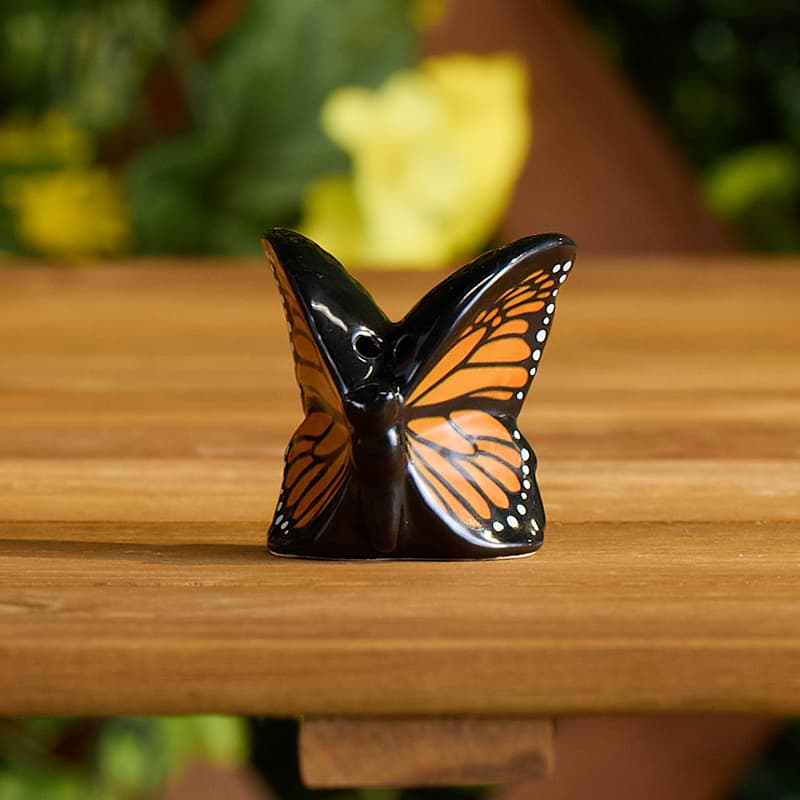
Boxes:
[1,519,798,715]
[300,717,553,788]
[0,460,797,522]
[0,258,798,715]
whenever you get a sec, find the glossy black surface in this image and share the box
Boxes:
[263,228,576,560]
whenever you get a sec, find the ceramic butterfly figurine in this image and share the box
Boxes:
[263,229,576,560]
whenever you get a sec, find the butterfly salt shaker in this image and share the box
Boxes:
[262,229,576,560]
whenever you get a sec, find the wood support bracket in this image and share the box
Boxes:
[300,716,554,788]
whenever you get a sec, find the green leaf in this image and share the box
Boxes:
[0,1,173,130]
[704,143,800,250]
[0,769,93,800]
[705,143,800,214]
[153,716,248,778]
[48,0,173,134]
[127,0,417,254]
[97,723,160,795]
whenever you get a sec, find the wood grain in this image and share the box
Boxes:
[0,258,798,715]
[300,717,553,787]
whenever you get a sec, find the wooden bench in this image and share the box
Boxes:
[1,258,798,786]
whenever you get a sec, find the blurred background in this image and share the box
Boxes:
[1,0,798,798]
[0,0,798,266]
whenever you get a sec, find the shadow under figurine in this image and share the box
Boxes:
[262,229,576,560]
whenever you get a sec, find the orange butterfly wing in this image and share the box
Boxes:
[405,258,573,543]
[406,410,536,540]
[406,267,563,411]
[274,410,350,532]
[263,239,351,538]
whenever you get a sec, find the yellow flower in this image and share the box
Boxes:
[0,110,92,166]
[300,53,531,269]
[4,169,131,260]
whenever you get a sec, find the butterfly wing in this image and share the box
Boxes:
[264,228,389,414]
[275,409,350,532]
[267,241,343,418]
[264,230,389,544]
[401,234,576,547]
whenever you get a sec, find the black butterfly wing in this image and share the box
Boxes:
[264,229,390,409]
[263,230,389,547]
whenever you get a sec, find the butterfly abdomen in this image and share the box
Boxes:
[352,425,406,554]
[346,386,406,554]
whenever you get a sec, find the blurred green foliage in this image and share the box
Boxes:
[128,0,417,254]
[704,143,800,250]
[0,0,417,258]
[0,717,489,800]
[575,0,800,250]
[0,0,181,258]
[0,0,172,135]
[2,0,798,257]
[0,716,248,799]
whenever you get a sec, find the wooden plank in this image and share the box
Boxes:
[300,717,553,787]
[1,519,798,715]
[0,459,797,522]
[0,259,798,715]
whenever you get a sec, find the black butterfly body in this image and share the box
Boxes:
[263,229,576,560]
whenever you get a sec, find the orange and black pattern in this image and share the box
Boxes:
[273,410,350,532]
[405,259,573,541]
[407,267,563,412]
[264,227,575,557]
[406,410,531,536]
[264,241,351,536]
